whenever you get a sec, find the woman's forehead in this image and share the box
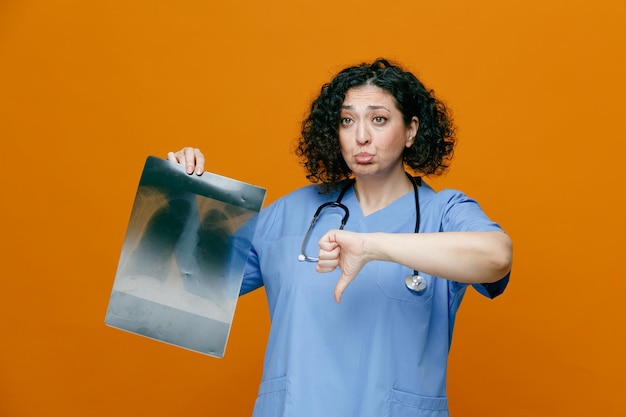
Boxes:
[343,85,398,108]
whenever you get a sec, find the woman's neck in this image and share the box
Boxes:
[353,170,414,216]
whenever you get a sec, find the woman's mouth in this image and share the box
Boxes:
[354,152,374,164]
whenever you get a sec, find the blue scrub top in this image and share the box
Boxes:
[240,181,509,417]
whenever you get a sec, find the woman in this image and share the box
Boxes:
[169,59,512,417]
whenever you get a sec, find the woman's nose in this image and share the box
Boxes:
[356,124,370,144]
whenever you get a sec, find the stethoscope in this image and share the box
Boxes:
[297,172,427,293]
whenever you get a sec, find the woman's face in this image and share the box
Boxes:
[338,85,418,179]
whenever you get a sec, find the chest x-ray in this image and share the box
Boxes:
[105,156,266,357]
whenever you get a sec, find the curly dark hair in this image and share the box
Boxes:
[296,58,456,190]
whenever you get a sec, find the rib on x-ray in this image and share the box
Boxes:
[105,156,266,357]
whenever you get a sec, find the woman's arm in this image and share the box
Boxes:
[316,230,513,303]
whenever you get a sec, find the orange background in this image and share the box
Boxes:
[1,0,624,416]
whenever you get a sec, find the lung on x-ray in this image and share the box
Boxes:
[105,156,266,357]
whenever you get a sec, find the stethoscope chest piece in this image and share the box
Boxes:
[405,274,427,292]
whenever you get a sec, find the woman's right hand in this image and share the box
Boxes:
[167,147,205,175]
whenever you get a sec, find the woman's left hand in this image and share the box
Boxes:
[317,229,513,304]
[316,230,371,304]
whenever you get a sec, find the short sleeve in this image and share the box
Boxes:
[439,190,511,298]
[240,244,263,295]
[238,198,284,296]
[226,210,265,296]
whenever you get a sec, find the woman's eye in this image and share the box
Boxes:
[373,116,387,124]
[340,117,352,125]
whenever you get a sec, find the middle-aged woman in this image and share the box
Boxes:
[168,58,513,417]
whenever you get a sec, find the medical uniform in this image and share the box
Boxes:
[240,180,509,417]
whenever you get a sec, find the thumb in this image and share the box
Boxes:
[333,271,354,304]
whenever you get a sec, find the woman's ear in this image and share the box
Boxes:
[406,116,419,147]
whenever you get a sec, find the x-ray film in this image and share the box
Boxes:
[105,156,266,357]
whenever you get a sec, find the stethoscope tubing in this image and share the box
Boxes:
[299,173,427,293]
